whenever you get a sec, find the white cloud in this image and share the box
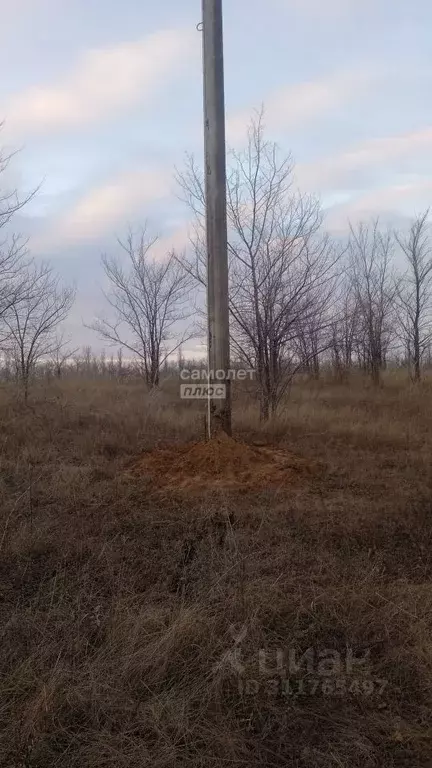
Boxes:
[3,27,195,136]
[297,127,432,192]
[32,168,171,251]
[226,69,373,144]
[150,224,191,261]
[278,0,370,16]
[325,178,432,232]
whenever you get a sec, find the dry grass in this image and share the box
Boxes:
[1,372,432,767]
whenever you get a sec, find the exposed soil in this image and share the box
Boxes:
[128,431,315,493]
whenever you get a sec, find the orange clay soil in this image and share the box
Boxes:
[127,432,316,493]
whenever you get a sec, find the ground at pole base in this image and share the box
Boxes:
[127,432,316,493]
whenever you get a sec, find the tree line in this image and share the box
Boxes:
[0,142,75,401]
[1,116,432,416]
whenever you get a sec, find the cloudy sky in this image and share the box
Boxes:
[0,0,431,349]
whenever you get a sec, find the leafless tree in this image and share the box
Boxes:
[0,138,36,227]
[328,276,362,380]
[347,219,397,386]
[395,210,432,382]
[2,263,75,401]
[48,333,79,379]
[90,229,194,387]
[293,294,337,379]
[177,113,341,418]
[0,237,29,335]
[0,137,38,338]
[116,347,123,378]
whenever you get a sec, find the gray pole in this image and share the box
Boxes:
[202,0,232,437]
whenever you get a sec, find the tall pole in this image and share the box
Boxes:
[202,0,232,437]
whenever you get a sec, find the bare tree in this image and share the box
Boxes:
[329,276,362,381]
[82,346,93,374]
[347,219,396,386]
[177,113,341,418]
[395,210,432,382]
[0,237,29,334]
[3,263,75,401]
[116,347,123,378]
[294,296,336,379]
[48,333,79,379]
[90,229,194,387]
[0,138,36,227]
[0,137,38,338]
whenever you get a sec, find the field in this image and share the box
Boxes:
[1,372,432,767]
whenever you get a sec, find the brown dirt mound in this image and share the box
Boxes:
[127,432,315,493]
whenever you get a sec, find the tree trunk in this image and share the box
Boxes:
[413,317,421,382]
[260,390,270,421]
[371,359,381,387]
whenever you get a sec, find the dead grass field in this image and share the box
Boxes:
[1,372,432,767]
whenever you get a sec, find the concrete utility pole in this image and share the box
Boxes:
[202,0,232,437]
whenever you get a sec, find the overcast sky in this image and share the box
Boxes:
[1,0,431,350]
